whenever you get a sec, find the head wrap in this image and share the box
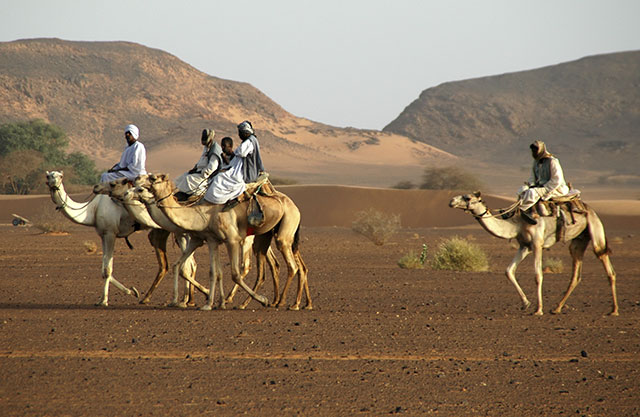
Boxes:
[201,128,215,143]
[530,140,552,160]
[237,120,254,136]
[125,124,139,140]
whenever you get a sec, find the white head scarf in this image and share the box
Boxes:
[125,124,139,140]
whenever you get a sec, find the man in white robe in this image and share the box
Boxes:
[174,129,222,200]
[517,140,570,224]
[100,124,147,183]
[204,137,245,205]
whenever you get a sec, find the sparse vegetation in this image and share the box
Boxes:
[32,206,70,234]
[392,180,416,190]
[83,240,98,254]
[542,257,564,274]
[398,244,428,269]
[432,236,489,271]
[352,208,401,246]
[420,166,484,191]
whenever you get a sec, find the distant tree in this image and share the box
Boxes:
[0,150,45,194]
[420,166,484,191]
[0,119,98,193]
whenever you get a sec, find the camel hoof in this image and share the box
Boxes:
[130,287,140,299]
[199,305,212,311]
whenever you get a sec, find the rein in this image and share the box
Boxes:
[469,200,520,219]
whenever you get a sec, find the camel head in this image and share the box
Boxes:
[146,173,174,201]
[449,191,487,216]
[45,171,64,190]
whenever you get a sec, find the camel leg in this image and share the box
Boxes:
[201,241,224,310]
[599,253,618,316]
[553,234,589,314]
[169,237,208,308]
[274,241,301,310]
[226,240,269,307]
[97,233,139,307]
[295,251,312,310]
[224,236,255,305]
[505,246,531,311]
[532,244,544,316]
[239,235,280,309]
[140,229,169,304]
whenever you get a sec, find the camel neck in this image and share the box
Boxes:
[49,184,97,226]
[472,206,519,240]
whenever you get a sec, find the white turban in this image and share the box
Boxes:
[125,124,139,140]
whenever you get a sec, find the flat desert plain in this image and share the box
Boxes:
[0,187,639,416]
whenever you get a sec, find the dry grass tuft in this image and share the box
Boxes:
[352,208,401,246]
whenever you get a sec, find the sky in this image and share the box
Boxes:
[1,0,639,130]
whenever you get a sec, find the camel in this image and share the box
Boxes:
[129,176,283,309]
[449,192,618,316]
[45,171,140,306]
[142,174,311,311]
[93,178,200,307]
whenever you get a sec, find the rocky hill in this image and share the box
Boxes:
[0,38,452,186]
[384,51,640,180]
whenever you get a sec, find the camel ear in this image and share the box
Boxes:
[473,191,481,198]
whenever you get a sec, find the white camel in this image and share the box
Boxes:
[449,192,618,316]
[128,176,282,309]
[93,178,202,307]
[45,171,140,306]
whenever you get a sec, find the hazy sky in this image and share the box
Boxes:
[2,0,639,129]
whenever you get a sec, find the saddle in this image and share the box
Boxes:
[243,173,277,228]
[532,188,587,241]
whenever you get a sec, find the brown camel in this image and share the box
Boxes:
[449,192,618,316]
[142,174,311,310]
[127,175,282,309]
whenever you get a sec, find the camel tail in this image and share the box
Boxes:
[584,203,611,257]
[292,224,301,253]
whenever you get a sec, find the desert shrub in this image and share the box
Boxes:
[391,180,416,190]
[542,257,564,273]
[352,208,401,246]
[432,236,489,271]
[420,166,484,191]
[83,240,98,254]
[270,176,299,185]
[32,206,70,234]
[398,244,428,269]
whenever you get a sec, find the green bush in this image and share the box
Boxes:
[420,166,484,191]
[432,236,489,271]
[352,208,401,246]
[398,244,428,269]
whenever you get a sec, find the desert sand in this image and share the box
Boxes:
[1,185,639,416]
